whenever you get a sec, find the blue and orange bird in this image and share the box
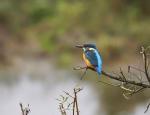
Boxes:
[76,44,102,79]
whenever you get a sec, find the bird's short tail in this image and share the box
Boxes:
[96,67,102,76]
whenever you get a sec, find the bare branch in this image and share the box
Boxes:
[19,103,30,115]
[80,68,87,80]
[73,66,87,70]
[74,46,150,113]
[20,103,24,115]
[140,46,150,83]
[59,104,67,115]
[102,71,150,88]
[120,67,127,81]
[57,88,82,115]
[128,66,145,73]
[144,102,150,113]
[63,91,74,98]
[98,80,121,87]
[74,88,80,115]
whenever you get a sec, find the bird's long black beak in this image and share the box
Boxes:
[75,45,83,48]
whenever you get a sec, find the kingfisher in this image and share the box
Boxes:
[76,44,102,79]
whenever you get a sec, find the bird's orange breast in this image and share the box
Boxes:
[83,53,94,69]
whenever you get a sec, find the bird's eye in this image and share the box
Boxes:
[86,48,90,50]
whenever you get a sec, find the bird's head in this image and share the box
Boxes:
[76,44,97,52]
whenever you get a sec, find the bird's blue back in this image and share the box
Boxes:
[84,48,102,75]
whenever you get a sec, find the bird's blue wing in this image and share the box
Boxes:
[85,49,102,75]
[85,50,98,67]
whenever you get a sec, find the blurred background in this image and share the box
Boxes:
[0,0,150,115]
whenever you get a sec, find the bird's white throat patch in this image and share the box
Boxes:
[89,48,95,51]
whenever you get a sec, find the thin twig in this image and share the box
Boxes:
[120,67,127,81]
[57,88,82,115]
[19,103,30,115]
[74,89,79,115]
[73,66,87,70]
[63,91,74,98]
[73,95,75,115]
[80,68,87,80]
[128,87,145,96]
[128,66,145,73]
[20,103,24,115]
[98,80,121,87]
[141,46,150,83]
[144,103,150,113]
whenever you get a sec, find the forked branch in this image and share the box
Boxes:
[19,103,30,115]
[57,88,82,115]
[74,46,150,112]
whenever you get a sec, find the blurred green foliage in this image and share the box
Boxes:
[0,0,150,65]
